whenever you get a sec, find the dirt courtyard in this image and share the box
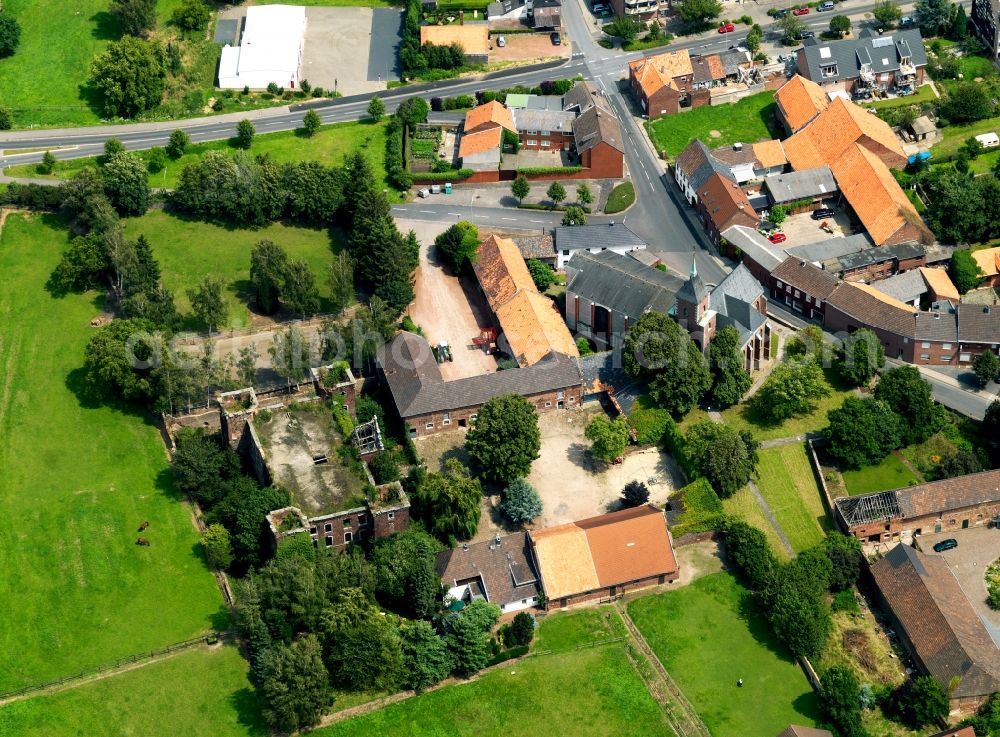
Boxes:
[488,32,570,63]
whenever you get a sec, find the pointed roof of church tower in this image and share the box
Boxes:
[677,254,709,305]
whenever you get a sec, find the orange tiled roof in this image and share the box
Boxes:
[628,50,691,98]
[785,97,906,172]
[706,53,726,80]
[919,267,961,301]
[464,100,515,135]
[496,290,579,367]
[972,246,1000,277]
[699,172,758,233]
[752,139,787,169]
[419,24,489,55]
[458,127,502,157]
[829,144,924,246]
[775,75,829,132]
[474,234,536,309]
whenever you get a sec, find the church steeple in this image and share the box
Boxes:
[689,255,698,281]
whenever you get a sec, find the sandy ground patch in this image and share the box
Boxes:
[489,32,570,63]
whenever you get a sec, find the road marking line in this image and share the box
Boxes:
[501,217,517,221]
[419,210,435,214]
[448,212,462,216]
[529,219,545,223]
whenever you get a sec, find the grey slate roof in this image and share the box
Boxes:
[511,107,575,134]
[512,234,555,260]
[525,94,566,111]
[834,242,925,273]
[764,166,837,204]
[378,332,581,418]
[785,233,873,264]
[799,28,927,84]
[436,531,540,608]
[562,82,595,114]
[957,303,1000,343]
[555,223,647,253]
[578,350,642,413]
[914,310,958,342]
[722,225,787,272]
[566,250,682,319]
[677,139,736,193]
[712,262,765,307]
[573,100,624,153]
[870,269,928,304]
[719,48,752,76]
[710,263,767,347]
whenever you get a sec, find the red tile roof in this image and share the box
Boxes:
[775,75,829,132]
[699,172,758,233]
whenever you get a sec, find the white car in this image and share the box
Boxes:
[497,35,506,47]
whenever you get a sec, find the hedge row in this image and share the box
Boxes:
[485,644,530,667]
[411,168,474,182]
[385,116,410,190]
[662,416,698,481]
[517,166,584,176]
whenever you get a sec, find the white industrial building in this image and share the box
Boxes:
[218,5,307,90]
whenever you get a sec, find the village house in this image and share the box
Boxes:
[973,246,1000,288]
[529,504,679,609]
[774,74,830,134]
[563,82,625,179]
[796,29,926,97]
[721,224,787,285]
[769,256,840,321]
[458,100,517,171]
[695,172,759,245]
[628,49,693,118]
[554,222,647,270]
[437,531,541,613]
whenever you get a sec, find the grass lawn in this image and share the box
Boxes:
[932,114,1000,159]
[9,120,394,196]
[628,572,822,737]
[120,210,343,329]
[1,0,186,128]
[315,608,671,737]
[604,181,636,214]
[869,84,938,109]
[755,444,830,553]
[719,369,854,442]
[0,646,265,737]
[646,91,781,160]
[0,213,226,692]
[722,486,790,560]
[841,452,921,496]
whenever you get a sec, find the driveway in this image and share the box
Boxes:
[917,527,1000,647]
[398,219,500,381]
[778,207,854,246]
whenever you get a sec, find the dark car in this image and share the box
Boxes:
[797,30,815,39]
[811,207,836,220]
[550,32,561,45]
[772,8,789,17]
[933,538,958,552]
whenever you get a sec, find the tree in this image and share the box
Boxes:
[829,15,852,37]
[606,16,641,43]
[270,326,311,388]
[49,234,109,294]
[38,151,57,175]
[769,564,832,658]
[898,676,949,727]
[83,318,160,403]
[835,328,885,386]
[0,107,13,130]
[825,396,902,469]
[166,128,189,159]
[110,0,157,37]
[950,250,985,294]
[414,459,483,541]
[526,259,555,291]
[370,528,441,618]
[328,252,355,315]
[299,108,322,137]
[172,427,242,507]
[282,260,321,318]
[89,36,167,118]
[546,181,566,207]
[466,394,540,483]
[623,312,711,416]
[511,175,530,204]
[778,13,807,42]
[172,0,210,31]
[933,448,983,480]
[367,96,386,122]
[187,276,227,333]
[745,24,763,53]
[825,533,863,592]
[321,589,403,692]
[750,357,829,423]
[677,0,722,27]
[103,138,126,163]
[820,666,866,737]
[942,83,993,124]
[561,205,587,226]
[102,151,150,216]
[873,365,939,444]
[621,480,650,508]
[434,221,479,272]
[250,240,289,314]
[146,146,167,173]
[257,635,330,732]
[399,620,453,691]
[445,601,499,675]
[396,97,429,130]
[217,482,290,570]
[201,523,234,569]
[586,415,631,464]
[720,517,778,590]
[708,324,752,408]
[974,350,1000,387]
[369,452,400,485]
[348,187,415,314]
[236,119,256,149]
[785,324,827,362]
[952,3,968,38]
[873,0,903,27]
[916,0,954,35]
[503,612,535,648]
[0,12,21,57]
[576,183,593,207]
[500,478,543,524]
[237,345,258,387]
[685,421,759,498]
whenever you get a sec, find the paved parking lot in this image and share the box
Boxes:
[300,7,401,96]
[917,527,1000,645]
[778,207,854,247]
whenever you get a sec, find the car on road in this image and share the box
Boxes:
[497,35,506,47]
[811,208,836,220]
[768,233,787,244]
[933,538,959,552]
[551,32,561,45]
[793,6,810,15]
[718,22,736,33]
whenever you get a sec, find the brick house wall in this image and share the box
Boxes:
[310,507,372,551]
[845,501,1000,542]
[769,276,828,321]
[689,88,712,109]
[566,291,634,351]
[642,85,681,119]
[371,506,410,538]
[841,260,895,283]
[581,142,625,179]
[546,571,678,609]
[519,130,574,151]
[823,303,911,359]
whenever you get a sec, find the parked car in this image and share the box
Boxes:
[797,30,815,39]
[900,15,914,26]
[418,188,430,198]
[718,22,736,33]
[933,538,958,552]
[592,2,609,12]
[551,32,561,45]
[772,8,790,17]
[768,233,788,244]
[811,208,836,220]
[497,35,506,47]
[817,1,835,11]
[793,6,810,15]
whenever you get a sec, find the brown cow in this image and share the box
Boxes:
[136,537,150,546]
[138,521,150,532]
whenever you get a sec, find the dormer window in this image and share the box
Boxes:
[900,55,911,66]
[821,64,838,78]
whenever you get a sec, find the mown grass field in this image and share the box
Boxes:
[628,572,823,737]
[9,120,393,195]
[754,444,830,553]
[722,486,790,560]
[120,210,343,329]
[0,646,264,737]
[1,0,186,127]
[316,607,673,737]
[646,92,782,160]
[841,452,921,496]
[0,212,226,692]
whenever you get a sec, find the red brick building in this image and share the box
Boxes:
[627,50,692,119]
[564,82,625,179]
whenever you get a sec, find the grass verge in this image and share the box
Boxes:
[722,486,790,560]
[754,444,830,553]
[604,181,636,214]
